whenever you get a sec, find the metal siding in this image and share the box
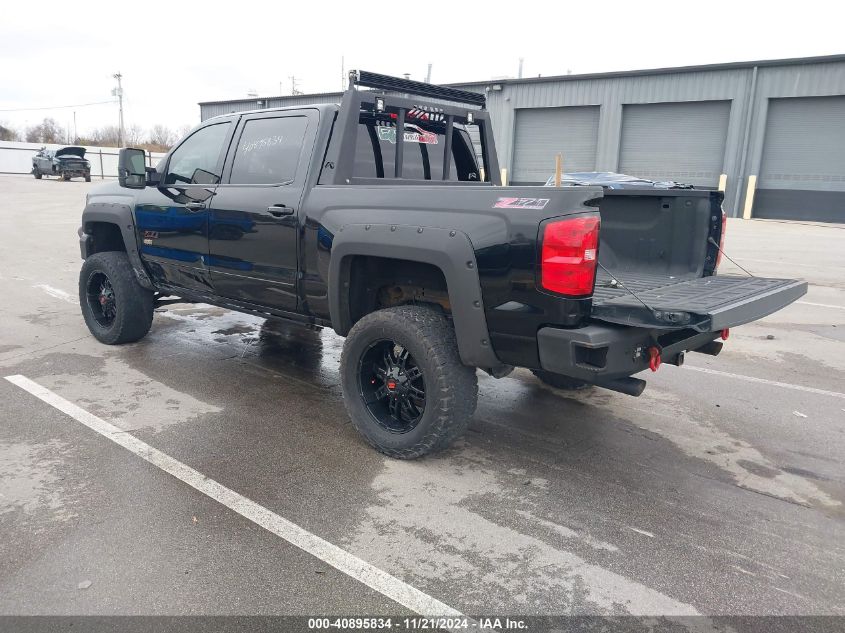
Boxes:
[200,58,845,219]
[758,95,845,191]
[201,93,342,121]
[466,125,482,163]
[619,101,730,187]
[512,106,600,183]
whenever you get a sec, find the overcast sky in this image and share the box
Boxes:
[1,0,843,138]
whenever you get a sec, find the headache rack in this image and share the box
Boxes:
[351,70,488,107]
[319,70,500,186]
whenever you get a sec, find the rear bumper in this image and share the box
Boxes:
[537,323,720,383]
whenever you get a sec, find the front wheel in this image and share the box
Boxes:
[84,173,91,182]
[33,170,42,179]
[79,252,154,344]
[340,306,478,459]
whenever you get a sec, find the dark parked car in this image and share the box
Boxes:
[76,71,807,458]
[32,146,91,181]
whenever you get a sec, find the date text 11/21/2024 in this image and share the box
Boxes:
[306,617,528,630]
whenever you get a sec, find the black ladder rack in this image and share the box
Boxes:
[350,70,486,108]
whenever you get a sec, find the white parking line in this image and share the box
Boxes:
[4,374,464,621]
[628,528,655,538]
[33,284,75,304]
[796,301,845,310]
[684,366,845,400]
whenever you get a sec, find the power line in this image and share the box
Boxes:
[0,99,117,113]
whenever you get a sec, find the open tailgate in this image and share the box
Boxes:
[591,273,808,331]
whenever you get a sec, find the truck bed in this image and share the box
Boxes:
[589,188,807,330]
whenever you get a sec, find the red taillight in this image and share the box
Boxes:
[715,209,727,269]
[540,215,600,296]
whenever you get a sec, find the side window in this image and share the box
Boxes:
[164,122,231,185]
[229,116,308,185]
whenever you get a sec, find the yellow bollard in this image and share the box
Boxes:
[742,175,757,220]
[500,168,508,187]
[718,174,727,192]
[554,154,562,187]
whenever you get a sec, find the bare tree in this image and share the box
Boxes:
[125,124,145,146]
[148,124,174,148]
[25,118,63,144]
[0,123,20,141]
[176,124,192,140]
[88,125,121,147]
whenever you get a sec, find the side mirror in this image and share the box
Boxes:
[118,148,147,189]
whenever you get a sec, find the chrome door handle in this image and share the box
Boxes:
[185,202,206,212]
[268,205,294,217]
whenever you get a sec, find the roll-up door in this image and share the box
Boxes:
[512,106,600,184]
[619,101,730,187]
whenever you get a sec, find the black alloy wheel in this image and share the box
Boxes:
[340,305,478,458]
[358,340,426,433]
[78,251,154,344]
[85,271,117,327]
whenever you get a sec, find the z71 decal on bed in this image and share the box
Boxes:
[493,197,550,210]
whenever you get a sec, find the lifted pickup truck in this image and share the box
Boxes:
[77,71,807,458]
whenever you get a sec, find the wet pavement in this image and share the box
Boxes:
[0,175,843,622]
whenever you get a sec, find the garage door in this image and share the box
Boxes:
[512,106,600,184]
[753,96,845,222]
[618,101,730,187]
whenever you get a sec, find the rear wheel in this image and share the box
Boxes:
[79,252,154,344]
[61,173,70,181]
[340,306,478,459]
[33,171,42,179]
[84,172,91,182]
[531,370,592,391]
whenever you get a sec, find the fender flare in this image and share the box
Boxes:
[80,202,154,290]
[328,223,500,369]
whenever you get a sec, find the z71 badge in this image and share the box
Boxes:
[493,197,550,210]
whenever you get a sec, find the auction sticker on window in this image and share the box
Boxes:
[493,197,550,210]
[377,125,438,145]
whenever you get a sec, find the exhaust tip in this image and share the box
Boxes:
[596,376,647,397]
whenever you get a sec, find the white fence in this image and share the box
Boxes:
[0,141,167,179]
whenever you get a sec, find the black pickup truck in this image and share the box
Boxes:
[77,71,807,458]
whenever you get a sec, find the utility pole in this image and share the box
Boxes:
[73,111,77,143]
[518,58,524,79]
[112,72,124,147]
[425,63,432,83]
[341,56,345,91]
[289,75,301,96]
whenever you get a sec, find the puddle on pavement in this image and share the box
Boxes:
[347,446,701,616]
[36,354,221,433]
[0,439,75,521]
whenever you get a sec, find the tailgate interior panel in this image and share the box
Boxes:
[592,271,807,330]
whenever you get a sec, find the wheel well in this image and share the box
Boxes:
[85,222,126,255]
[345,256,450,331]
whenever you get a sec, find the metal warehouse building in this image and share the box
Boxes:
[200,54,845,222]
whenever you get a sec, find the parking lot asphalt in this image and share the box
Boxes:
[0,175,843,623]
